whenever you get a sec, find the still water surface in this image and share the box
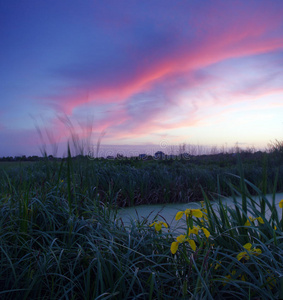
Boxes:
[117,193,283,229]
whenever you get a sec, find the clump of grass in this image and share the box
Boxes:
[155,168,283,299]
[0,149,178,299]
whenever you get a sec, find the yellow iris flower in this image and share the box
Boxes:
[237,243,262,261]
[175,208,203,220]
[171,206,210,255]
[279,199,283,208]
[171,234,196,254]
[171,226,210,254]
[188,225,210,238]
[149,221,168,232]
[244,216,255,226]
[214,261,221,270]
[244,216,264,226]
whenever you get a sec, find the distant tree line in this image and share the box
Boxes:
[0,155,60,162]
[1,139,282,162]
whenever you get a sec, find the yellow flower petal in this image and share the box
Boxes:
[243,243,252,251]
[188,239,196,251]
[237,252,243,261]
[184,209,190,217]
[201,227,210,238]
[257,217,264,224]
[279,199,283,208]
[237,252,249,261]
[149,221,168,231]
[245,216,257,226]
[161,222,168,228]
[214,261,221,270]
[155,223,162,231]
[171,242,179,254]
[244,220,251,226]
[192,209,203,218]
[184,209,203,218]
[254,248,262,255]
[189,226,199,235]
[176,234,186,243]
[175,211,184,220]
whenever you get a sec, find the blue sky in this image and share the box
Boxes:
[1,0,283,157]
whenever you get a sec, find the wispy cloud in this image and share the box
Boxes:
[41,4,283,118]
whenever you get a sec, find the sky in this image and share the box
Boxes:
[1,0,283,157]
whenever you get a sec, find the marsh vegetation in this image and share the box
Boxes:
[0,144,282,299]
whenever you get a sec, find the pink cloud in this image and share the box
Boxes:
[30,2,283,149]
[48,20,283,117]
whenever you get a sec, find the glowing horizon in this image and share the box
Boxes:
[1,1,283,157]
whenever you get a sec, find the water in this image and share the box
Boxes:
[117,193,283,229]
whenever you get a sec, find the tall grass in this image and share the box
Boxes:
[0,149,283,299]
[1,148,282,208]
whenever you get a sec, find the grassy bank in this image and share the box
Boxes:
[0,149,282,299]
[1,150,282,207]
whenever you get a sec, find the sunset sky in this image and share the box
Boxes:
[1,0,283,157]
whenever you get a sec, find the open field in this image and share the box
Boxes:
[0,149,283,299]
